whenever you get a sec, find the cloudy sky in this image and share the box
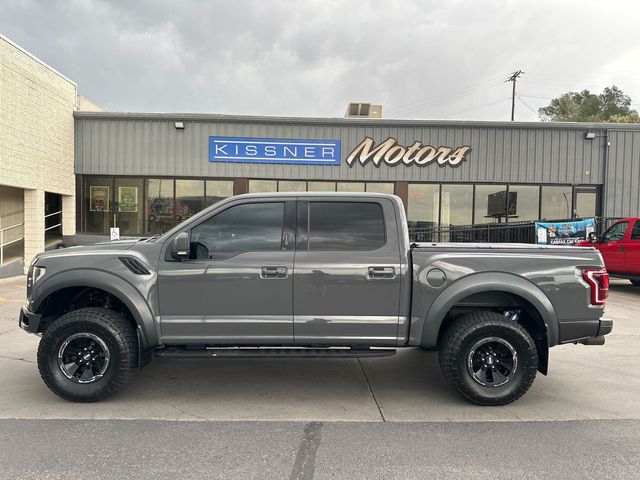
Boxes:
[2,0,639,121]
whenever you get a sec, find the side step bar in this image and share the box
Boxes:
[155,346,397,359]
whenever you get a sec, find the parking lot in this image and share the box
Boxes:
[1,275,639,479]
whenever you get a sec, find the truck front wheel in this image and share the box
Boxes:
[37,307,138,402]
[439,311,538,406]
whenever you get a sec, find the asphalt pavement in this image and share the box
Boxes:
[0,275,639,479]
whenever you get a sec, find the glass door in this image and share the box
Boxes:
[573,187,600,219]
[114,178,145,235]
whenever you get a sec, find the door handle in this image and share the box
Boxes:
[261,266,288,279]
[619,245,625,252]
[368,266,396,279]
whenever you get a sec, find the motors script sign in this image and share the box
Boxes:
[346,137,471,168]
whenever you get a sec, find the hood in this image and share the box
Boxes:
[34,240,140,262]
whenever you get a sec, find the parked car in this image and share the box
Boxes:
[576,217,640,285]
[20,193,612,405]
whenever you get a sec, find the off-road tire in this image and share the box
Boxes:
[38,307,138,402]
[439,310,538,406]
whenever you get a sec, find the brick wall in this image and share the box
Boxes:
[0,35,77,268]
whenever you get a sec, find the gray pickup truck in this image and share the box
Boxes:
[20,193,612,405]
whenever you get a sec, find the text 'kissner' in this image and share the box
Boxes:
[346,137,471,167]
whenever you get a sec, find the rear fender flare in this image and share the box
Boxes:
[421,272,559,348]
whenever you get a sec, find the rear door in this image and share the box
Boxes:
[598,220,629,273]
[624,219,640,275]
[293,197,402,346]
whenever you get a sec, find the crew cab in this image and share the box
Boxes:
[20,193,612,405]
[576,217,640,285]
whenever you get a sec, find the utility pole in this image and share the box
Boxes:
[506,70,524,121]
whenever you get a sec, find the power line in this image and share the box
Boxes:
[442,97,512,119]
[387,77,505,116]
[517,96,539,116]
[506,70,524,121]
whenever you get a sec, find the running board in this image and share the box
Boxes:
[154,347,397,359]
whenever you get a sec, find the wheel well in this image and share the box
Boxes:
[437,290,549,375]
[36,287,138,338]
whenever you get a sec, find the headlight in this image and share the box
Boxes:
[33,266,46,284]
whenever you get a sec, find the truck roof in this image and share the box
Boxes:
[232,192,399,199]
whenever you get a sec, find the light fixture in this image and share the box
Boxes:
[585,131,596,140]
[174,121,184,129]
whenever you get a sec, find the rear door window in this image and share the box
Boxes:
[308,202,385,251]
[631,221,640,240]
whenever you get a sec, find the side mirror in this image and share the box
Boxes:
[171,232,190,260]
[588,231,598,243]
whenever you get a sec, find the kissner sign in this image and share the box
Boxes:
[346,137,471,167]
[209,136,341,165]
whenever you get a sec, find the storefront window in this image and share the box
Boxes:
[205,180,234,206]
[85,176,113,234]
[249,180,277,193]
[307,181,336,192]
[440,185,473,226]
[278,181,307,192]
[146,179,174,234]
[475,185,507,224]
[114,178,144,235]
[407,184,440,231]
[337,182,365,192]
[366,183,394,194]
[508,185,539,222]
[541,186,572,220]
[176,180,205,220]
[575,189,597,218]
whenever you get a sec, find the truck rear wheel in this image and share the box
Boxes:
[439,311,538,406]
[37,307,138,402]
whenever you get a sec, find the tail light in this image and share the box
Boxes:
[582,268,609,306]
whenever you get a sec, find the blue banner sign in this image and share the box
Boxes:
[209,136,341,165]
[535,218,596,245]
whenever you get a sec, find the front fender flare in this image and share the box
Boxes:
[421,272,559,349]
[32,269,159,349]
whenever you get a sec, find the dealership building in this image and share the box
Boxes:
[73,112,640,240]
[2,33,640,276]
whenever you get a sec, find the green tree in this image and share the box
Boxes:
[538,85,639,122]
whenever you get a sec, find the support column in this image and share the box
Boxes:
[62,193,76,237]
[23,188,45,271]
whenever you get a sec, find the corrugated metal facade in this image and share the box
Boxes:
[74,113,640,216]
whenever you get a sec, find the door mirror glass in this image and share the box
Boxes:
[588,231,598,243]
[171,232,190,260]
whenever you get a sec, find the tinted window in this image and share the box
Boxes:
[602,221,628,242]
[308,202,385,250]
[630,221,640,240]
[190,203,284,259]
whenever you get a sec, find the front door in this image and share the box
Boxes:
[293,198,402,346]
[624,219,640,275]
[157,199,296,344]
[598,220,629,273]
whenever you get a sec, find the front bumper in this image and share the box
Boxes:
[19,305,42,335]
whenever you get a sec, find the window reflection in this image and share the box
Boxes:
[441,185,473,226]
[508,185,539,222]
[249,180,277,193]
[308,202,385,250]
[146,179,174,234]
[407,184,439,230]
[541,186,572,220]
[176,180,204,220]
[190,203,284,259]
[205,180,234,207]
[475,185,507,224]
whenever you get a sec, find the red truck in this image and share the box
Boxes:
[577,217,640,285]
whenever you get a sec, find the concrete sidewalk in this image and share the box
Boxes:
[1,276,638,423]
